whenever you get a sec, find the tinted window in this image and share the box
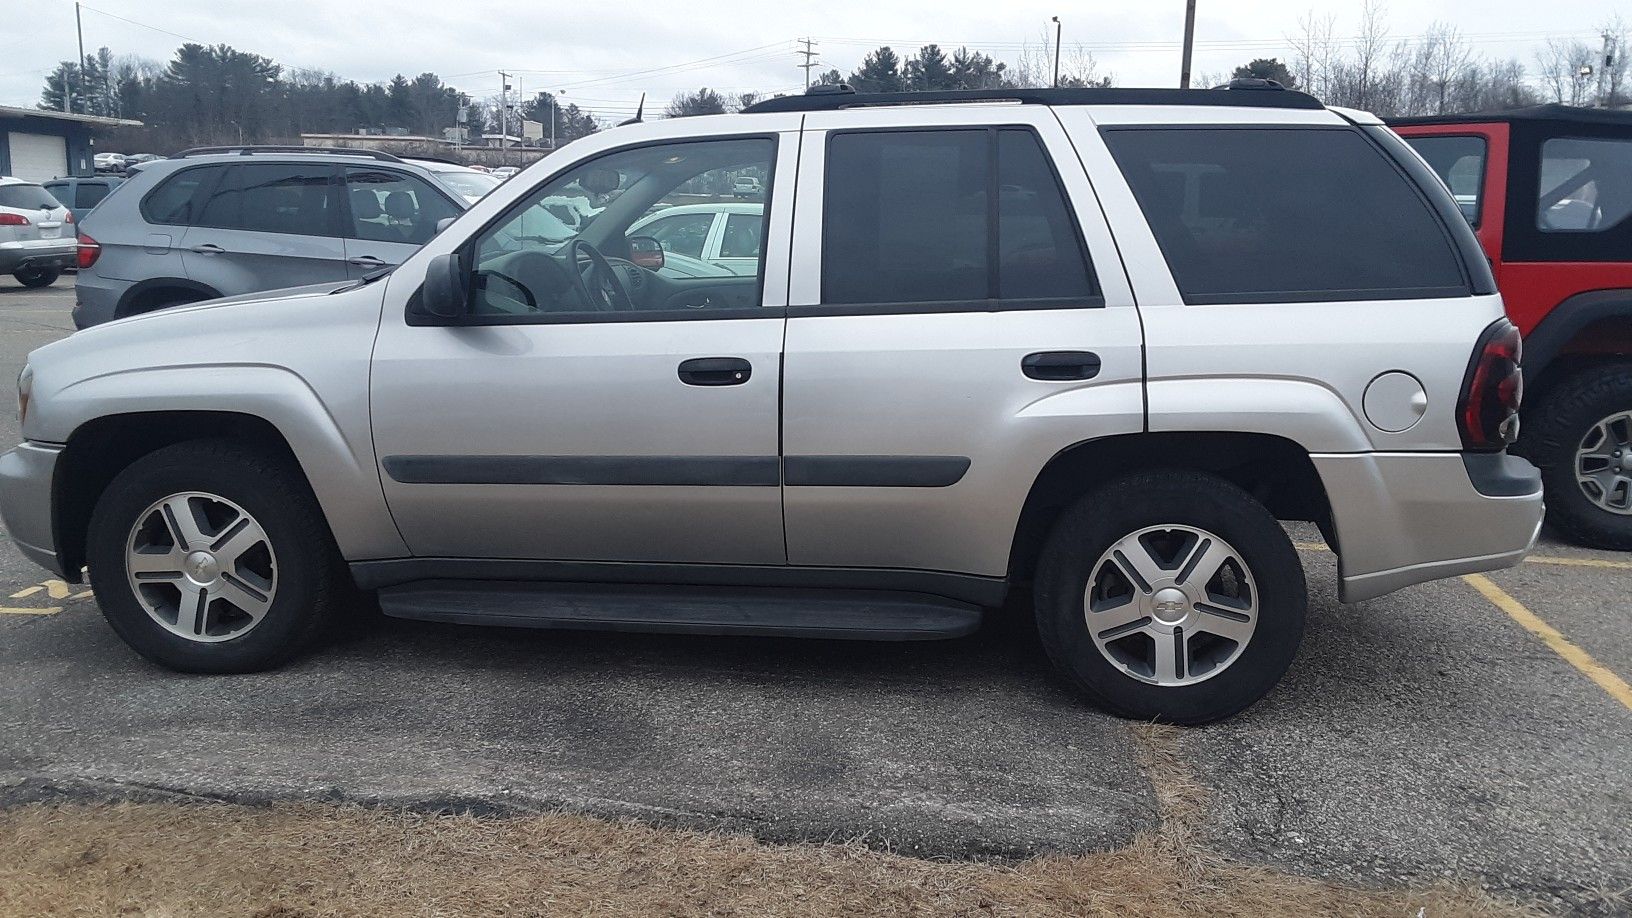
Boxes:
[43,184,73,209]
[0,183,61,209]
[642,212,714,258]
[1538,136,1632,232]
[1406,135,1486,225]
[76,181,113,209]
[197,163,340,236]
[1104,128,1467,303]
[142,166,220,225]
[719,212,763,259]
[346,168,461,245]
[822,129,1095,306]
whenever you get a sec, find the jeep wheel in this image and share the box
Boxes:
[1034,471,1306,725]
[86,440,344,673]
[1527,362,1632,550]
[13,267,60,288]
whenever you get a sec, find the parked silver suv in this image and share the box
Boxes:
[0,86,1544,723]
[71,146,467,328]
[0,177,75,288]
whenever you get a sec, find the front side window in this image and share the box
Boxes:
[468,137,774,318]
[347,168,461,245]
[196,163,341,236]
[1104,127,1468,303]
[1405,135,1487,226]
[821,128,1097,307]
[1539,136,1632,232]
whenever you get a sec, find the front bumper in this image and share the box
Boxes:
[0,442,64,578]
[1314,451,1543,603]
[0,238,75,273]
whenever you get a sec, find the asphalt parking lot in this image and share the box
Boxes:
[1,276,1628,913]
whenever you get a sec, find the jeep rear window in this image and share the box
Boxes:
[1104,127,1469,304]
[1538,136,1632,233]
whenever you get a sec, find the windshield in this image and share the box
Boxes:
[0,184,62,210]
[438,171,502,199]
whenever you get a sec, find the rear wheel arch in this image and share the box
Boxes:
[1006,432,1332,584]
[52,411,316,580]
[1521,289,1632,400]
[113,278,221,318]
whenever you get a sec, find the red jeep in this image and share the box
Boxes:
[1394,105,1632,549]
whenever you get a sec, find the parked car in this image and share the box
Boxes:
[42,175,125,224]
[0,177,74,287]
[1395,105,1632,549]
[732,175,763,197]
[628,201,762,276]
[1,85,1541,724]
[93,152,128,173]
[491,166,520,180]
[404,157,503,203]
[71,145,469,327]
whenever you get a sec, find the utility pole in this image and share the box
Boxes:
[498,70,511,162]
[71,0,85,113]
[796,38,819,90]
[1051,17,1062,88]
[1179,0,1197,88]
[1600,31,1614,107]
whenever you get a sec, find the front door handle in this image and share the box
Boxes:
[678,357,752,386]
[188,243,226,255]
[1022,351,1101,381]
[347,254,387,268]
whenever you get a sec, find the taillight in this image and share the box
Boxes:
[64,211,74,224]
[0,213,29,226]
[1457,318,1523,451]
[76,232,101,270]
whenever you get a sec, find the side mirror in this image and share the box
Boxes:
[435,216,457,235]
[626,235,664,270]
[411,252,468,323]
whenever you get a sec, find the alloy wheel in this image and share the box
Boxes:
[1576,411,1632,515]
[124,491,278,642]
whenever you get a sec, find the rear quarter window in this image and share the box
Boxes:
[1103,127,1471,304]
[140,166,223,226]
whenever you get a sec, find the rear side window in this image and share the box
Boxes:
[719,212,763,258]
[1539,136,1632,232]
[197,163,341,236]
[1405,135,1486,226]
[821,128,1097,307]
[43,184,72,209]
[1104,127,1469,304]
[345,167,461,246]
[76,182,113,210]
[0,183,61,209]
[141,166,222,225]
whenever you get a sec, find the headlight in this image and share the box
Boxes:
[17,364,32,428]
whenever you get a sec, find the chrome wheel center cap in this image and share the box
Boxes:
[184,550,220,585]
[1150,586,1190,624]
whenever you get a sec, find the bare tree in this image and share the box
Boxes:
[1601,15,1630,106]
[1350,0,1391,111]
[1288,10,1337,99]
[1536,38,1595,105]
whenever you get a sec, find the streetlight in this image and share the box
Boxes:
[1051,17,1062,88]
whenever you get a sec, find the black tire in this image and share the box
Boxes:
[1523,361,1632,550]
[1034,470,1306,725]
[126,290,207,317]
[13,267,60,288]
[86,439,345,673]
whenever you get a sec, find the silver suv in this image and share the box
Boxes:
[0,177,75,287]
[0,86,1544,723]
[71,146,467,328]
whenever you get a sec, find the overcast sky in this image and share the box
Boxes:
[1,0,1620,120]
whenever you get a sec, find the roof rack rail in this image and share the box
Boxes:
[741,83,1324,114]
[173,144,405,163]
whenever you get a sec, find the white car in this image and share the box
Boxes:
[93,152,127,173]
[629,202,763,277]
[732,175,763,197]
[491,166,521,180]
[404,158,503,203]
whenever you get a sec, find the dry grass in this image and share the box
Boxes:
[0,729,1540,917]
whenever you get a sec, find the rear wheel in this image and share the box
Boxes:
[1034,470,1306,724]
[124,288,209,317]
[1525,362,1632,550]
[13,267,59,288]
[86,440,344,672]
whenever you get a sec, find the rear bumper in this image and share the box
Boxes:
[0,441,65,578]
[71,271,123,329]
[0,238,74,273]
[1314,451,1543,603]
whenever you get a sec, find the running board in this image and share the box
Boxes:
[377,580,984,641]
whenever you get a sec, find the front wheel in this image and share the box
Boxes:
[1034,470,1307,725]
[13,267,60,288]
[86,440,345,673]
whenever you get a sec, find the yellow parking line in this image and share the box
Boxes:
[0,606,61,616]
[8,586,42,599]
[1463,573,1632,712]
[42,580,71,599]
[71,590,93,600]
[1525,555,1632,571]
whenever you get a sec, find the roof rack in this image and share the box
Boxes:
[173,144,405,163]
[741,82,1325,114]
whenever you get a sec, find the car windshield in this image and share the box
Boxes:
[0,184,61,210]
[438,171,502,199]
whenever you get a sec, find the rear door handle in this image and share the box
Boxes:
[188,243,225,255]
[678,357,752,386]
[347,254,387,268]
[1022,351,1101,381]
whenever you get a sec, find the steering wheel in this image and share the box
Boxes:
[568,240,634,311]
